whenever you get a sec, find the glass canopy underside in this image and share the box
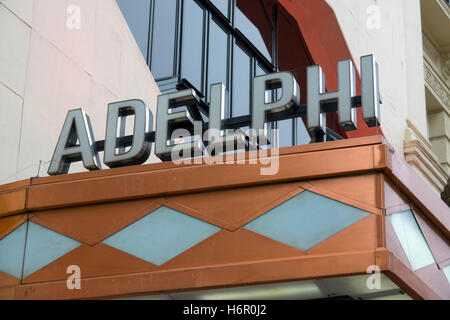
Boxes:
[115,274,412,300]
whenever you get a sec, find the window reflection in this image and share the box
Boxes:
[116,0,316,150]
[255,63,275,146]
[208,18,229,105]
[234,8,271,61]
[116,0,151,61]
[150,0,178,80]
[255,64,266,77]
[210,0,229,18]
[232,42,251,117]
[297,118,312,145]
[235,0,273,62]
[181,0,205,92]
[255,64,273,104]
[277,8,311,105]
[277,119,293,148]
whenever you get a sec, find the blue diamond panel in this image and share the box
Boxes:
[23,222,81,278]
[443,265,450,284]
[244,190,370,251]
[103,206,221,266]
[0,222,27,279]
[388,210,435,271]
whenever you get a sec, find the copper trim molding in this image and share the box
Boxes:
[0,136,448,300]
[27,140,387,211]
[383,145,450,239]
[15,250,382,300]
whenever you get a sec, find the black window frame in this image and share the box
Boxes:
[118,0,318,149]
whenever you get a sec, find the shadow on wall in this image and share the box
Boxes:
[441,179,450,207]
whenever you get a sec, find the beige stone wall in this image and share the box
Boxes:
[0,0,161,184]
[326,0,449,195]
[325,0,428,156]
[421,0,450,184]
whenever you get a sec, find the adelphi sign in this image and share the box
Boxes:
[48,55,381,175]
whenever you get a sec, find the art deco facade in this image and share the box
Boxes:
[0,0,448,300]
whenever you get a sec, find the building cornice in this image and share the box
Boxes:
[404,120,449,193]
[424,60,450,113]
[404,139,448,192]
[443,52,450,81]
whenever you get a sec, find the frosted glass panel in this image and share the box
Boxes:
[388,210,435,271]
[23,222,81,278]
[0,222,27,279]
[245,191,370,251]
[443,265,450,283]
[103,206,220,266]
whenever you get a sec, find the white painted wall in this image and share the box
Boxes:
[0,0,160,184]
[326,0,428,156]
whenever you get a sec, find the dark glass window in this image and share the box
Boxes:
[232,42,251,117]
[181,0,205,91]
[210,0,229,18]
[277,119,294,148]
[255,63,266,77]
[207,18,229,103]
[255,63,272,103]
[276,8,313,145]
[117,0,318,149]
[297,118,312,145]
[234,6,272,62]
[150,0,178,80]
[116,0,151,61]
